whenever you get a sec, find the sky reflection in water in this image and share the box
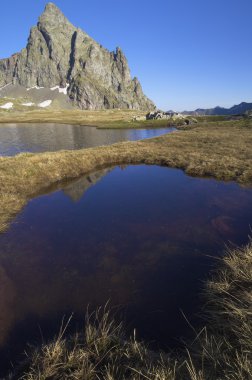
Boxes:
[0,165,252,373]
[0,123,176,156]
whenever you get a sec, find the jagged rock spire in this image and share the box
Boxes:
[0,3,155,110]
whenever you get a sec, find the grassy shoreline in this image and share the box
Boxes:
[0,109,228,128]
[0,109,171,129]
[10,241,252,379]
[0,118,252,233]
[0,112,251,378]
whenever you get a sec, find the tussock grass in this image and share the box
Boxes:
[184,242,252,380]
[17,305,177,380]
[0,118,252,232]
[11,242,252,379]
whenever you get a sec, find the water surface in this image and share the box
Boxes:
[0,123,175,156]
[0,165,252,374]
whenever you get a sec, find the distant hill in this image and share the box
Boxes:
[182,102,252,116]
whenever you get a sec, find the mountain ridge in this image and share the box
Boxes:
[0,3,155,110]
[182,102,252,116]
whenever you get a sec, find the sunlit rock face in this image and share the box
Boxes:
[0,3,155,111]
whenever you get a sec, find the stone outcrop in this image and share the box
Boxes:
[146,111,184,120]
[0,3,155,111]
[145,111,198,125]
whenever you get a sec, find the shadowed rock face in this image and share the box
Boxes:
[0,3,155,110]
[63,169,111,202]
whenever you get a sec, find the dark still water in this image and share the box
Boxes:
[0,165,252,374]
[0,123,175,156]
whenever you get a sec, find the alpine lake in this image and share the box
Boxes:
[0,123,252,374]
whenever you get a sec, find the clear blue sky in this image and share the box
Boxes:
[1,0,252,110]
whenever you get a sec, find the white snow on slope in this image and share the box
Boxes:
[27,86,45,91]
[22,102,35,107]
[38,100,52,108]
[50,83,69,95]
[0,102,13,109]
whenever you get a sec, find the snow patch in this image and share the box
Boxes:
[22,102,35,107]
[27,86,45,91]
[38,100,52,108]
[0,102,13,109]
[50,83,69,95]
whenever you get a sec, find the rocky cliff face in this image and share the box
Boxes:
[0,3,155,110]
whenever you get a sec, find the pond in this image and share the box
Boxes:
[0,165,252,375]
[0,123,176,156]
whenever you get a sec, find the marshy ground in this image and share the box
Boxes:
[0,108,167,128]
[0,111,251,379]
[0,114,251,232]
[0,107,226,128]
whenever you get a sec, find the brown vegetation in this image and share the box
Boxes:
[0,108,228,128]
[0,108,171,129]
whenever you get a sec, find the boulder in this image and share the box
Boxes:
[146,111,185,120]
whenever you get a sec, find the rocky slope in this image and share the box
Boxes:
[0,3,154,110]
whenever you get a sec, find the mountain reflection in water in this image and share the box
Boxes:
[0,165,252,375]
[0,123,176,156]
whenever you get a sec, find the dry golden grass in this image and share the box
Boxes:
[0,118,252,232]
[10,241,252,379]
[0,108,219,128]
[185,241,252,380]
[0,108,172,129]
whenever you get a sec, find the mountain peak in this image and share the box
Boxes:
[0,3,155,110]
[39,2,71,26]
[44,2,62,15]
